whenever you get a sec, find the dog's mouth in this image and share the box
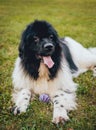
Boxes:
[42,56,54,68]
[36,55,54,68]
[35,41,55,68]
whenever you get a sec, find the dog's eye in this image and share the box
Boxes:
[33,36,39,43]
[49,35,53,40]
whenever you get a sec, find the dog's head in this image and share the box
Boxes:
[19,20,61,69]
[18,20,77,79]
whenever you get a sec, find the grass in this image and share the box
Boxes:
[0,0,96,129]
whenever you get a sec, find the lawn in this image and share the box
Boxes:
[0,0,96,130]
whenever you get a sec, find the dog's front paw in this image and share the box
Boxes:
[52,107,69,124]
[52,115,69,124]
[11,105,27,115]
[52,114,69,124]
[11,106,20,115]
[11,89,31,115]
[93,66,96,77]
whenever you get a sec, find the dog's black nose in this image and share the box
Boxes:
[44,43,54,51]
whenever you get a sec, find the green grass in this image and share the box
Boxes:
[0,0,96,129]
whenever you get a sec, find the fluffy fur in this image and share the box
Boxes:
[11,20,96,124]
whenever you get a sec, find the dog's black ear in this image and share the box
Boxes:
[18,25,33,59]
[18,31,26,59]
[60,40,78,73]
[18,40,24,59]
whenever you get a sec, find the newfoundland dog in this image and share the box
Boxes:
[11,20,96,124]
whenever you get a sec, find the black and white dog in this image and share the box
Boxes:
[11,20,96,124]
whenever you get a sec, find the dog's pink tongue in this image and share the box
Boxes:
[43,56,54,68]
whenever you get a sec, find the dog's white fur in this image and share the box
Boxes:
[64,37,96,77]
[12,37,96,124]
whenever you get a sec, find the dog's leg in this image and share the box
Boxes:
[93,66,96,77]
[11,89,31,115]
[52,90,77,124]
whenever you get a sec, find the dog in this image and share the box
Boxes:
[11,20,96,124]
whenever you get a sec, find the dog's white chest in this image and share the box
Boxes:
[33,63,50,94]
[38,62,50,79]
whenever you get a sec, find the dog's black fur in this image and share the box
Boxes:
[19,20,77,79]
